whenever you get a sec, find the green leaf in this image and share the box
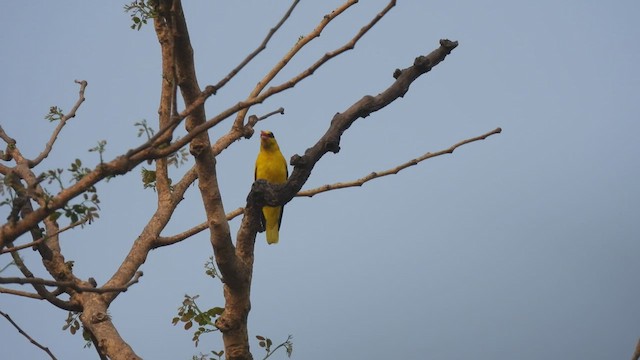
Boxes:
[207,307,224,317]
[49,211,61,221]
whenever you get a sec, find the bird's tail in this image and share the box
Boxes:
[266,226,279,245]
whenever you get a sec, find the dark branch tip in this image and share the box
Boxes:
[439,39,459,51]
[290,154,305,167]
[393,68,402,79]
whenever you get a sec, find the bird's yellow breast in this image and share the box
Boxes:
[255,149,287,183]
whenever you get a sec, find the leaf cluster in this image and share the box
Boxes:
[124,0,158,31]
[43,159,101,226]
[44,106,64,122]
[256,334,293,359]
[62,311,93,348]
[172,294,224,347]
[191,350,224,360]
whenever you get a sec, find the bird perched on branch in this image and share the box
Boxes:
[254,130,288,244]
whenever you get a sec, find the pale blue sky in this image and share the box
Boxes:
[1,1,639,359]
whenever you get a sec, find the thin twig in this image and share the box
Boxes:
[212,0,301,93]
[0,271,143,294]
[298,127,502,197]
[0,218,89,254]
[0,310,58,360]
[153,207,244,248]
[29,80,87,168]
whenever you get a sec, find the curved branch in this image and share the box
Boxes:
[0,310,58,360]
[297,127,502,197]
[29,80,87,168]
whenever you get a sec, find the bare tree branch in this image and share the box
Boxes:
[0,310,58,360]
[0,271,142,294]
[153,207,244,248]
[29,80,87,168]
[297,127,502,197]
[212,0,301,94]
[0,286,44,299]
[0,218,89,255]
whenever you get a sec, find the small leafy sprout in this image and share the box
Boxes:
[141,167,157,190]
[45,159,101,225]
[167,145,190,168]
[88,140,107,163]
[257,334,293,359]
[124,0,158,31]
[134,119,155,140]
[172,294,224,347]
[42,168,65,190]
[204,256,220,280]
[45,106,64,122]
[257,335,273,352]
[191,351,224,360]
[0,175,16,208]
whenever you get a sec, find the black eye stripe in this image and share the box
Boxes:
[268,133,275,138]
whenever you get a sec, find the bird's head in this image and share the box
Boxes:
[260,130,278,150]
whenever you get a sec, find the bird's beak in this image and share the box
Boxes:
[260,131,268,139]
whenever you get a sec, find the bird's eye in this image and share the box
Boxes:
[268,132,275,138]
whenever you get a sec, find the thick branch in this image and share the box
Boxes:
[246,39,460,227]
[0,286,44,299]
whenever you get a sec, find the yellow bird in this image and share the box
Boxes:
[254,130,288,244]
